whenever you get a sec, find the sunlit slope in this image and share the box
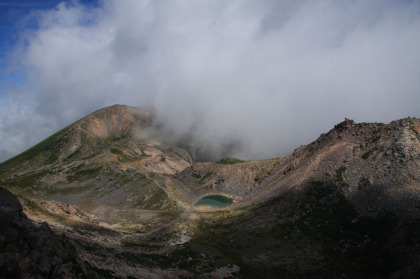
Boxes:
[0,105,193,223]
[0,105,153,175]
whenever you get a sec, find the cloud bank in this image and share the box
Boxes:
[1,0,420,161]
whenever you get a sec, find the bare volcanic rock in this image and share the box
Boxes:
[0,187,90,279]
[0,104,419,278]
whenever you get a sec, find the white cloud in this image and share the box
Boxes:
[1,0,420,162]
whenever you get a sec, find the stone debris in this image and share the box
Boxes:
[0,187,92,278]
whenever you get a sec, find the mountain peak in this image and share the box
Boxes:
[0,105,156,175]
[0,106,419,278]
[75,104,154,139]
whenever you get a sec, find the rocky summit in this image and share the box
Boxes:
[0,105,419,278]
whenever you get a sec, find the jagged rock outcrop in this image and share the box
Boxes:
[288,117,420,214]
[0,187,92,279]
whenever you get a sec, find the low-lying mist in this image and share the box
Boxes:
[1,1,420,162]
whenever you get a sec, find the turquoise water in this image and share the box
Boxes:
[194,195,233,208]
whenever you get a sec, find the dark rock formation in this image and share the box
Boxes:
[0,187,90,279]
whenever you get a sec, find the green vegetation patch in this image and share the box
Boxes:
[216,158,243,165]
[50,184,92,196]
[335,165,346,183]
[199,171,214,184]
[110,148,124,156]
[0,126,71,177]
[74,166,103,176]
[254,176,263,184]
[362,149,374,160]
[67,166,103,182]
[2,168,53,189]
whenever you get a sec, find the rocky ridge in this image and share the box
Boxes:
[0,105,419,278]
[173,117,419,215]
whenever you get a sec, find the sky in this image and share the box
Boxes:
[0,0,419,162]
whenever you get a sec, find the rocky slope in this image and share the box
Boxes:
[0,187,91,278]
[0,105,419,278]
[0,105,191,175]
[173,117,419,213]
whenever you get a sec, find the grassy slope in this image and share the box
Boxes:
[0,127,74,182]
[0,104,129,178]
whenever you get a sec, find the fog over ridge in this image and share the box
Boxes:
[0,0,419,162]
